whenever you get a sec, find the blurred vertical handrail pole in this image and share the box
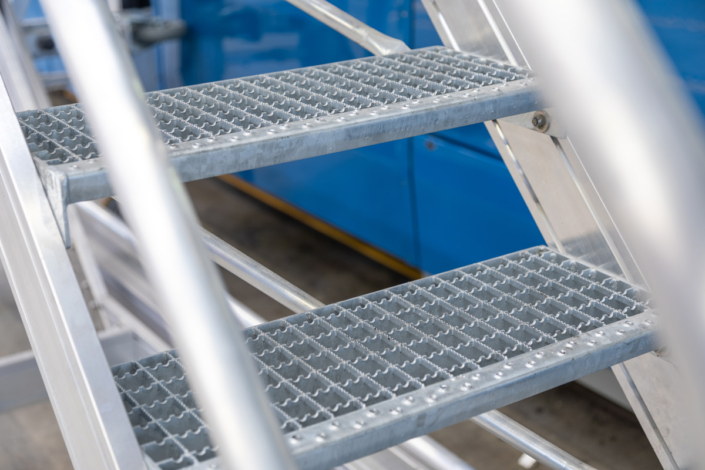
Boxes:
[503,0,705,465]
[38,1,297,469]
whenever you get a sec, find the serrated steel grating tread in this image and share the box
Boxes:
[112,246,656,470]
[18,47,539,210]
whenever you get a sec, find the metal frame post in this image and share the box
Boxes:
[0,74,144,469]
[0,1,50,110]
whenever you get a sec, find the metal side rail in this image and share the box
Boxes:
[17,46,538,241]
[112,246,656,470]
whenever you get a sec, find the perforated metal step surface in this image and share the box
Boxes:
[19,47,538,212]
[112,247,656,470]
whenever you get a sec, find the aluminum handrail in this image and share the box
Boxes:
[39,1,296,469]
[201,228,324,313]
[76,201,323,314]
[0,1,50,110]
[284,0,410,56]
[473,412,598,470]
[504,0,705,463]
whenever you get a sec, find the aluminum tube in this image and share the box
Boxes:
[0,0,51,109]
[503,0,705,464]
[472,411,597,470]
[225,294,263,329]
[395,436,477,470]
[0,75,145,470]
[39,1,297,469]
[76,202,134,253]
[77,202,260,334]
[77,202,323,314]
[201,228,324,313]
[284,0,409,56]
[0,6,45,110]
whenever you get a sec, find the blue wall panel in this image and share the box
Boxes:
[638,0,705,113]
[413,136,544,273]
[244,140,418,264]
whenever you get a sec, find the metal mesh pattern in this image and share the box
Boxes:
[18,47,529,165]
[112,247,649,470]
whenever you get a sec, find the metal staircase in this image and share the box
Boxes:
[18,46,538,242]
[114,246,655,470]
[0,0,699,469]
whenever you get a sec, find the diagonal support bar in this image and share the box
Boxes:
[284,0,410,56]
[0,74,144,469]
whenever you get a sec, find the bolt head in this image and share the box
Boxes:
[532,111,549,132]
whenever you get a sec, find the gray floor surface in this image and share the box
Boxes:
[0,178,660,470]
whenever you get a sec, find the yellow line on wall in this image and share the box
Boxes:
[218,175,422,280]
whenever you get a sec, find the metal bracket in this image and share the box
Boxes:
[500,108,567,139]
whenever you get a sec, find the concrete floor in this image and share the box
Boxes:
[0,178,661,470]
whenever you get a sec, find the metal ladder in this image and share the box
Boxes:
[0,0,699,469]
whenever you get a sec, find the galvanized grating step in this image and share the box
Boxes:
[112,247,656,470]
[17,46,540,241]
